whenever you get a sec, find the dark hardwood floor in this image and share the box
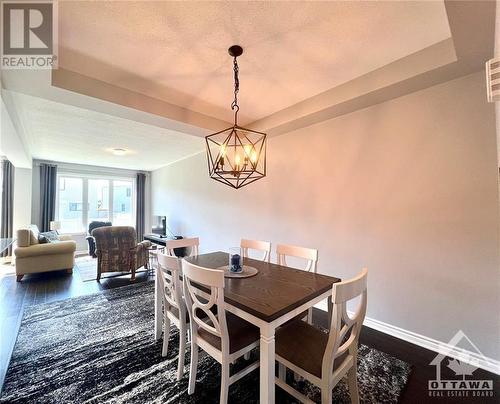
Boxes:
[1,262,498,403]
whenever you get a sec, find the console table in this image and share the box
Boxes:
[143,234,187,257]
[143,234,168,246]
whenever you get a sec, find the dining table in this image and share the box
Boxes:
[154,251,340,404]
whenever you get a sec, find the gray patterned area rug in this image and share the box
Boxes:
[0,282,411,403]
[75,256,149,282]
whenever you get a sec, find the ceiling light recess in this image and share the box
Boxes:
[112,148,127,156]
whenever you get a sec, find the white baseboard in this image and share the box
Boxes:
[361,315,500,375]
[313,303,500,375]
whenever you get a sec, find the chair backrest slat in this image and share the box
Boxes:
[241,238,271,262]
[322,268,368,380]
[157,253,183,315]
[166,237,199,257]
[276,243,318,272]
[182,259,229,355]
[332,269,368,303]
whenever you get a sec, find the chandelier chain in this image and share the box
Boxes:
[231,56,240,125]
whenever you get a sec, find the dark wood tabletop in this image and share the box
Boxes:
[184,251,340,323]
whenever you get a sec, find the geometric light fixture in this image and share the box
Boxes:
[205,45,267,189]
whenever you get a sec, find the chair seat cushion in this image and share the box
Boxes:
[276,320,348,378]
[198,312,259,354]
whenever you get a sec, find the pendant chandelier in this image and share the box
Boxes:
[205,45,267,189]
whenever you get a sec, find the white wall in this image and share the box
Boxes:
[0,97,31,168]
[1,93,32,259]
[152,71,499,361]
[13,167,32,231]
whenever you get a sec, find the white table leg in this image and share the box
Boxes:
[154,270,162,340]
[260,326,276,404]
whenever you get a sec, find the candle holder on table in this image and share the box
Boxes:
[229,247,243,273]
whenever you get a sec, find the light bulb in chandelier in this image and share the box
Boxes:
[234,154,241,171]
[250,151,258,164]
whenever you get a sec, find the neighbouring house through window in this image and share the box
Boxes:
[56,174,135,233]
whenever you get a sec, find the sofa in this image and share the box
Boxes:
[92,226,150,281]
[14,225,77,282]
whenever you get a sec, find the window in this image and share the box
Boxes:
[88,179,110,223]
[113,180,133,226]
[56,175,135,233]
[57,177,84,233]
[0,160,3,233]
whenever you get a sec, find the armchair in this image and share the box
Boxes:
[86,221,112,257]
[92,226,151,281]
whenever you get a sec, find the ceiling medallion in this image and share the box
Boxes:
[205,45,267,189]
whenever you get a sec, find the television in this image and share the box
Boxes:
[152,216,166,236]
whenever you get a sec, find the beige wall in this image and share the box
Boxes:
[494,3,499,352]
[152,71,499,360]
[496,0,500,167]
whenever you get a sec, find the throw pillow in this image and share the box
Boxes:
[38,234,49,244]
[29,226,40,245]
[40,231,60,243]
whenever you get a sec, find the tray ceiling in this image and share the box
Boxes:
[58,1,451,124]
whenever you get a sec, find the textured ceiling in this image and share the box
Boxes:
[58,1,451,124]
[5,91,204,171]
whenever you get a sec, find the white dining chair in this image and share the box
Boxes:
[241,238,271,262]
[274,268,368,404]
[157,253,188,381]
[276,243,318,323]
[276,243,318,272]
[165,237,199,257]
[182,259,260,404]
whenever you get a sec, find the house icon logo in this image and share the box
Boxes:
[428,330,494,399]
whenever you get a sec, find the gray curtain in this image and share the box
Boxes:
[1,160,14,257]
[136,173,146,241]
[40,163,57,232]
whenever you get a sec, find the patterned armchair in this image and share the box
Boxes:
[86,221,112,258]
[92,226,151,281]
